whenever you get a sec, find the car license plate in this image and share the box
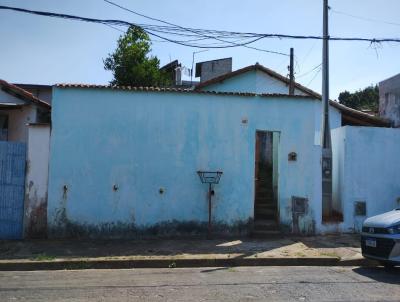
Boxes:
[365,238,376,248]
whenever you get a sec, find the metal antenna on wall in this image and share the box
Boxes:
[321,0,333,218]
[191,49,209,86]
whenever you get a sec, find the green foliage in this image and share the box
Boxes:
[33,253,56,261]
[338,85,379,111]
[104,26,170,87]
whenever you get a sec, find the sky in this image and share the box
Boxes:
[0,0,399,99]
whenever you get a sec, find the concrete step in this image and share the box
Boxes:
[255,213,276,220]
[255,198,275,204]
[256,180,273,185]
[254,207,276,216]
[254,203,276,209]
[254,202,276,208]
[254,219,279,230]
[255,195,274,201]
[254,207,276,214]
[255,190,274,196]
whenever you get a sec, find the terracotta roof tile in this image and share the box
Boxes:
[0,79,51,109]
[55,83,317,99]
[55,82,391,127]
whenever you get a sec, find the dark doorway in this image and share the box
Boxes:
[253,131,279,236]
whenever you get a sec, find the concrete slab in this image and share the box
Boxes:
[0,234,375,270]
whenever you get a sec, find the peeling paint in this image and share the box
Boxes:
[24,125,50,239]
[47,87,343,237]
[26,197,47,238]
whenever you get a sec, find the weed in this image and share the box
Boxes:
[168,262,176,268]
[33,254,56,261]
[319,252,341,259]
[67,261,91,270]
[294,252,306,258]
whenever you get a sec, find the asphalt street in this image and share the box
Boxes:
[0,266,399,301]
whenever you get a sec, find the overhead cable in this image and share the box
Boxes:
[1,5,400,47]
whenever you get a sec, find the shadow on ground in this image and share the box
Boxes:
[0,234,361,261]
[353,267,400,284]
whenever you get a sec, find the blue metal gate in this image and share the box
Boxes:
[0,141,26,239]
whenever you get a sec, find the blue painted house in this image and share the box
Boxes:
[47,64,388,238]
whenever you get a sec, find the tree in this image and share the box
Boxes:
[104,26,170,87]
[338,85,379,112]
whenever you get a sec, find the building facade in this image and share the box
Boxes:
[379,73,400,127]
[0,79,51,239]
[45,64,395,238]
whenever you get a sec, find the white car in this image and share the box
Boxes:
[361,209,400,267]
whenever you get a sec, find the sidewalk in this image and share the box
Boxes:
[0,234,376,270]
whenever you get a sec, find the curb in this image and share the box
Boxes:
[0,257,377,271]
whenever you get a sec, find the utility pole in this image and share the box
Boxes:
[321,0,332,218]
[289,47,295,95]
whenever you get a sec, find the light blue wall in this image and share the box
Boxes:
[200,70,307,95]
[48,88,341,237]
[330,126,400,233]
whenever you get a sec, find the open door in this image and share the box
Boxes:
[254,131,279,235]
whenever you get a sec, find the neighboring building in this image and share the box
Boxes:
[160,60,197,88]
[379,73,400,127]
[0,80,51,142]
[0,79,51,239]
[195,58,232,83]
[14,83,53,105]
[332,126,400,233]
[46,64,391,239]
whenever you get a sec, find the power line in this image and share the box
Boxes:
[306,66,322,86]
[331,9,400,27]
[1,5,400,47]
[296,63,322,78]
[0,5,264,49]
[104,23,125,33]
[300,39,318,66]
[103,0,289,56]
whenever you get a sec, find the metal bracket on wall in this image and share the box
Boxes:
[197,171,223,237]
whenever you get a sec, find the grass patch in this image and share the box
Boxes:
[319,252,341,259]
[66,261,91,270]
[33,254,56,261]
[294,252,306,258]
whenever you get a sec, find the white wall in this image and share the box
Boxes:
[2,106,37,142]
[330,126,400,233]
[24,124,51,238]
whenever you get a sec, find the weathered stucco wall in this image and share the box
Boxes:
[48,88,341,238]
[24,124,51,238]
[2,106,37,143]
[330,126,400,233]
[379,73,400,127]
